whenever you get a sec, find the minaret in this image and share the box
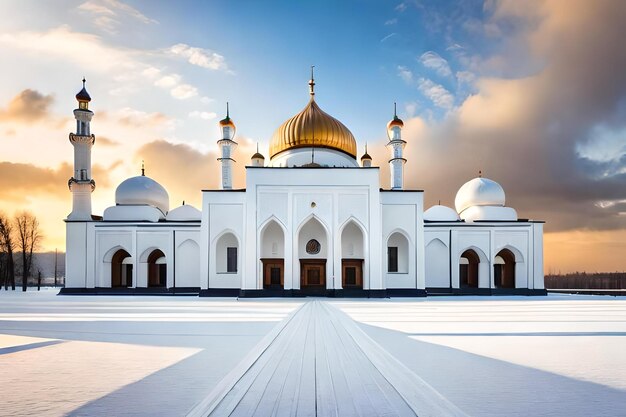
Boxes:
[217,103,237,189]
[251,143,265,167]
[386,102,406,190]
[361,143,372,168]
[67,78,96,220]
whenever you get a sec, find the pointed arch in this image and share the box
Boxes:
[139,246,167,263]
[459,247,488,288]
[110,248,132,288]
[386,230,409,273]
[215,230,239,273]
[176,239,200,288]
[425,238,450,288]
[340,218,365,288]
[495,245,525,264]
[103,245,131,263]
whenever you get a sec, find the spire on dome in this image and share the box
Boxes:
[75,77,91,110]
[141,160,145,176]
[479,170,482,178]
[309,65,315,97]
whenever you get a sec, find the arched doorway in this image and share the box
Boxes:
[216,232,239,273]
[387,232,408,273]
[147,249,166,287]
[341,221,364,289]
[494,249,516,288]
[260,220,285,290]
[111,249,132,288]
[460,249,479,288]
[298,217,328,294]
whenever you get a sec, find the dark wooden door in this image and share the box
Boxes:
[300,260,326,291]
[262,259,284,289]
[342,259,363,288]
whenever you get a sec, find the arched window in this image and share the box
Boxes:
[111,249,132,288]
[494,249,516,288]
[147,249,166,287]
[216,233,238,273]
[460,249,480,288]
[387,232,408,273]
[260,220,285,289]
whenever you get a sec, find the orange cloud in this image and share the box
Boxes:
[0,89,54,122]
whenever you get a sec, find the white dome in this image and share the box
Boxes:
[455,177,505,214]
[115,175,169,214]
[166,204,201,221]
[424,205,460,222]
[460,206,518,222]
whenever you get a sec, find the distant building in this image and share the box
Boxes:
[64,75,545,296]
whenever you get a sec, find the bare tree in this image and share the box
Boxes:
[0,212,15,290]
[15,211,41,292]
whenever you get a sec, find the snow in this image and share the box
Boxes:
[1,291,625,416]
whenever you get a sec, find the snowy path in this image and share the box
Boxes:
[188,300,466,417]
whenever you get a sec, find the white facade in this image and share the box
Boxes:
[64,79,545,296]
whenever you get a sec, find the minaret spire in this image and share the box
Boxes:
[218,102,237,189]
[309,65,315,97]
[386,102,406,190]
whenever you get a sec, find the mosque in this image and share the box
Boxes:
[63,75,546,296]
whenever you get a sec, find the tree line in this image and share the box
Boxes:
[0,211,41,291]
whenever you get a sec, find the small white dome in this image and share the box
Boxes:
[455,177,505,214]
[115,175,169,214]
[424,205,460,221]
[166,204,201,221]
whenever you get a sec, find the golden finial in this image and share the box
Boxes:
[141,160,145,176]
[309,65,315,97]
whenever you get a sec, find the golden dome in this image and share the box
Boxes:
[269,97,357,159]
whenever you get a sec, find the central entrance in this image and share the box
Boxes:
[300,259,326,294]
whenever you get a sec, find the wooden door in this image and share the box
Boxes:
[262,259,284,289]
[342,259,363,288]
[300,260,326,289]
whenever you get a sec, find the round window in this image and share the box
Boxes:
[305,239,321,255]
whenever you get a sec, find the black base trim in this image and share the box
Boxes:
[58,287,200,296]
[385,289,427,297]
[426,287,547,296]
[199,288,240,297]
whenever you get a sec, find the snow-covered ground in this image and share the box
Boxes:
[0,290,624,416]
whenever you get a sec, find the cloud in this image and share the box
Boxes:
[134,139,256,206]
[170,84,198,100]
[168,43,229,72]
[395,3,407,12]
[110,107,173,128]
[96,135,119,146]
[397,65,414,84]
[396,0,626,234]
[0,89,54,123]
[78,0,157,33]
[417,78,454,109]
[0,162,113,202]
[380,33,397,43]
[385,18,398,25]
[189,111,217,120]
[419,51,452,78]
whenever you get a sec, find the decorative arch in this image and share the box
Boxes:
[146,249,166,287]
[495,245,525,264]
[110,249,132,288]
[340,218,366,289]
[139,246,167,263]
[459,247,488,288]
[260,217,287,289]
[176,239,200,288]
[385,228,413,248]
[425,238,449,288]
[494,248,516,289]
[215,231,239,273]
[259,215,287,235]
[386,230,409,274]
[296,214,330,293]
[103,245,131,263]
